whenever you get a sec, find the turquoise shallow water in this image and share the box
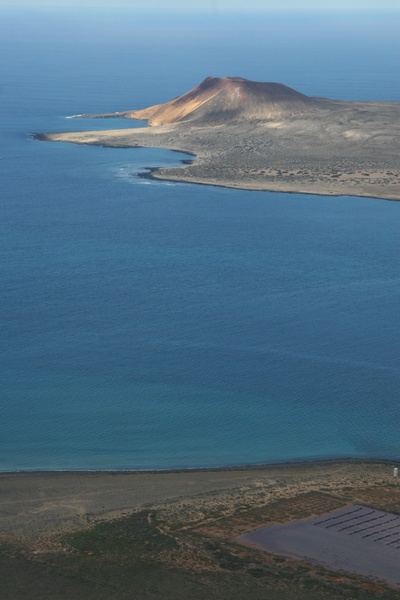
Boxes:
[1,9,400,470]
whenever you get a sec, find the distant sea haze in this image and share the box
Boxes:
[1,8,399,470]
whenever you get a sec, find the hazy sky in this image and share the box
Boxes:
[1,0,399,9]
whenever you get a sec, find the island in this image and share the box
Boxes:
[36,76,400,200]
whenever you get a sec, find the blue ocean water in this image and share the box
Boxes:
[1,9,400,470]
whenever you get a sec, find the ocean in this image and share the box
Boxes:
[1,8,400,470]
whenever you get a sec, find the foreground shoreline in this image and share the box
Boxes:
[2,458,399,537]
[2,455,399,475]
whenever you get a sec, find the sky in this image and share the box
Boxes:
[0,0,399,10]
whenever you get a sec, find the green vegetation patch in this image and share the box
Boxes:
[64,511,176,563]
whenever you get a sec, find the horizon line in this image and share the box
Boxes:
[1,4,399,12]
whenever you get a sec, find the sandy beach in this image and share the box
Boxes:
[1,459,398,537]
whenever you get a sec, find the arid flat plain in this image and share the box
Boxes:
[0,461,396,536]
[2,461,400,599]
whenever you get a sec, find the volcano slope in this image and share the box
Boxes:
[38,76,400,200]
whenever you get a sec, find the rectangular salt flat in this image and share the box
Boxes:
[239,505,400,588]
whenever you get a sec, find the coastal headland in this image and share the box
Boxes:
[2,460,400,599]
[36,76,400,200]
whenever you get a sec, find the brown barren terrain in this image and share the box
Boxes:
[36,77,400,200]
[2,461,400,599]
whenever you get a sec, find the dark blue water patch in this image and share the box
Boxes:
[1,8,400,470]
[1,178,400,469]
